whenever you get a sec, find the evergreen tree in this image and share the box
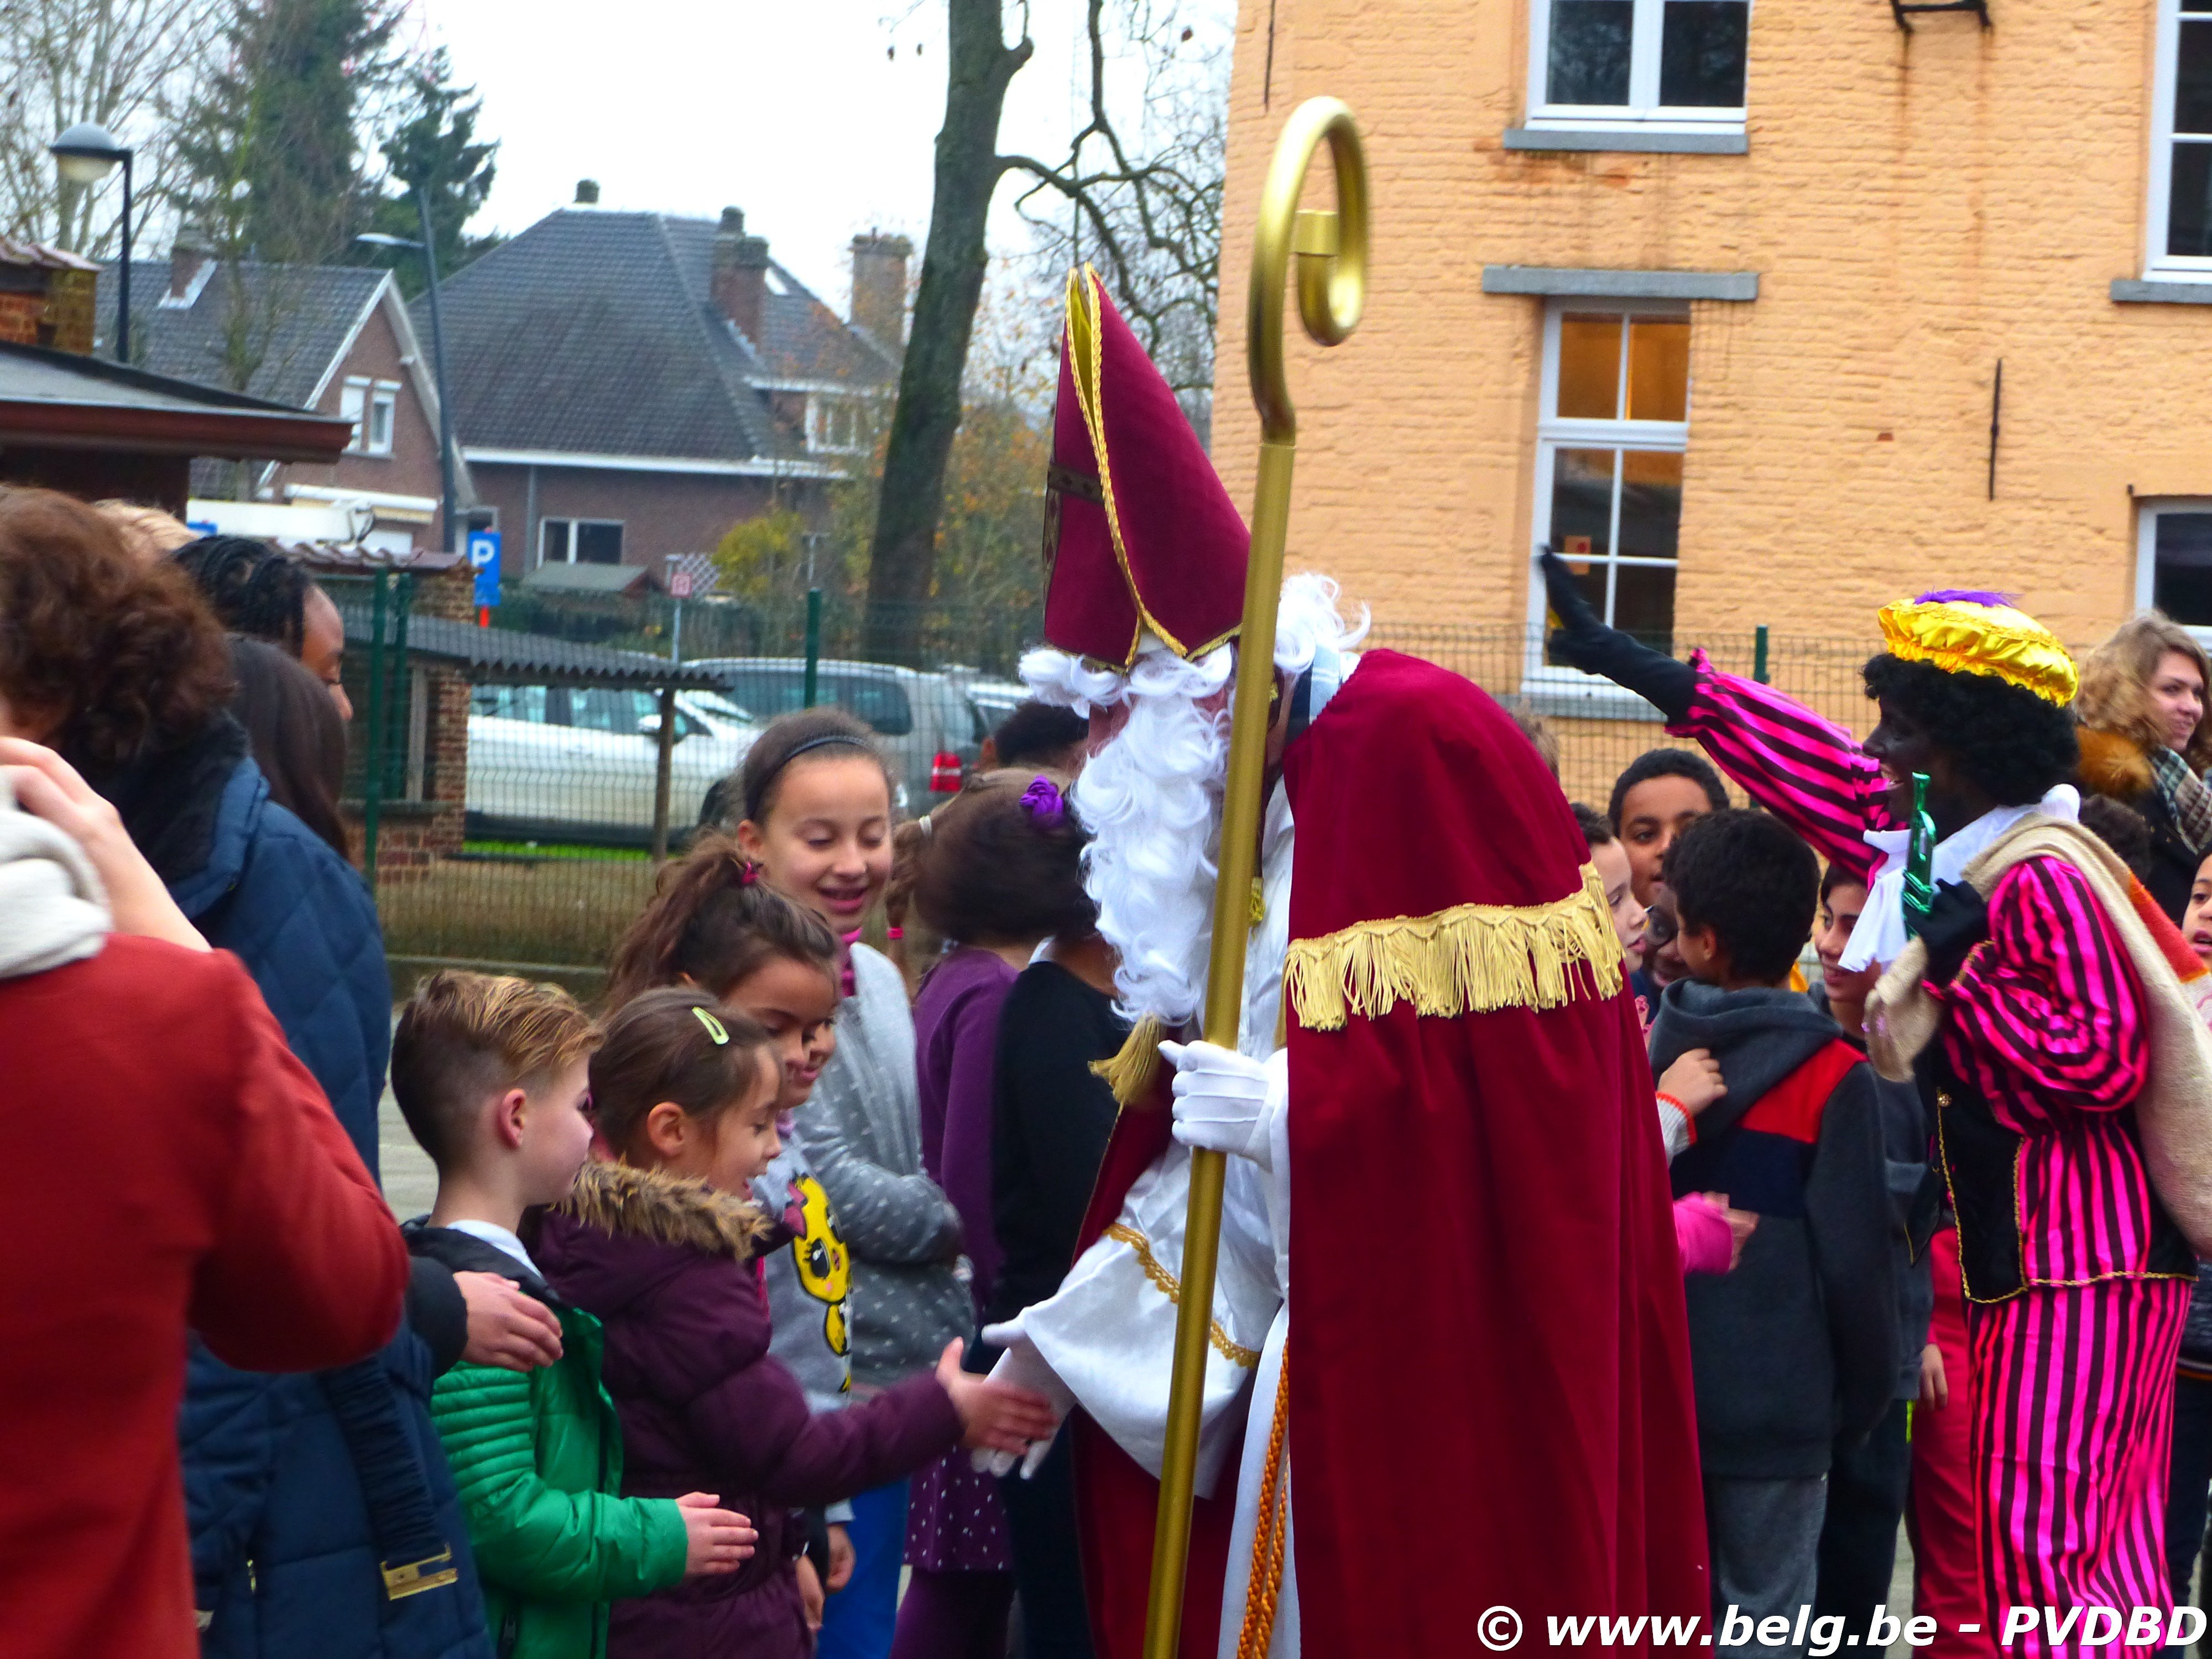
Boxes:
[172,0,405,265]
[356,50,500,295]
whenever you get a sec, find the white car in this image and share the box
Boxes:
[466,683,758,843]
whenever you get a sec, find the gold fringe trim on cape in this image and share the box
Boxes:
[1104,1221,1261,1368]
[1283,862,1625,1033]
[1089,1012,1165,1107]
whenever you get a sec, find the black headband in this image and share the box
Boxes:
[744,732,873,821]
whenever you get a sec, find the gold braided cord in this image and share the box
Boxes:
[1090,1013,1165,1106]
[1103,1222,1261,1368]
[1235,1351,1292,1659]
[1282,862,1625,1032]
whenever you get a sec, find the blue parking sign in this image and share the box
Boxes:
[467,530,500,570]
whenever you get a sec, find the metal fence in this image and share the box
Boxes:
[335,584,1882,978]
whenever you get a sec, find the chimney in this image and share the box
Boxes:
[712,206,770,343]
[169,227,210,301]
[849,231,911,352]
[573,178,600,205]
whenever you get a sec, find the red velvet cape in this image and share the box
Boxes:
[1279,651,1709,1654]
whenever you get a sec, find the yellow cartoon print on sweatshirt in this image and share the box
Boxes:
[788,1172,851,1371]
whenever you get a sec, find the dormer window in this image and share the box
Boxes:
[809,395,865,453]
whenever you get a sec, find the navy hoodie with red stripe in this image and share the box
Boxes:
[1649,981,1897,1480]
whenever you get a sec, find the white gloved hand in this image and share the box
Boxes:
[1160,1040,1285,1172]
[968,1321,1074,1479]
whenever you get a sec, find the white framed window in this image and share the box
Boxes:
[1521,301,1691,690]
[2135,499,2212,635]
[2147,0,2212,276]
[807,395,866,454]
[339,376,399,456]
[1525,0,1749,132]
[539,517,624,566]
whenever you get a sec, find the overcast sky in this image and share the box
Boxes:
[409,0,1235,311]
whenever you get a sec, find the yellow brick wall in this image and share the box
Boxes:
[1210,0,2212,665]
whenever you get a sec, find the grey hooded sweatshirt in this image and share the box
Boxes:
[1649,980,1897,1480]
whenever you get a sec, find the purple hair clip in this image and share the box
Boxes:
[1019,775,1067,830]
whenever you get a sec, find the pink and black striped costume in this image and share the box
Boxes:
[1672,651,2193,1656]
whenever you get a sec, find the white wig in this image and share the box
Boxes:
[1020,573,1367,1025]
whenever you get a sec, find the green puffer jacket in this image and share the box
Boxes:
[411,1227,691,1659]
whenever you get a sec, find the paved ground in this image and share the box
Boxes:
[378,1079,439,1222]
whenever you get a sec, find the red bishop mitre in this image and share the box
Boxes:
[1042,265,1249,668]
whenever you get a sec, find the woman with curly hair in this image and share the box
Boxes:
[2073,614,2212,921]
[0,487,512,1659]
[1544,555,2205,1658]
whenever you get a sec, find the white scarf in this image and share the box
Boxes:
[1841,784,2081,973]
[0,773,110,980]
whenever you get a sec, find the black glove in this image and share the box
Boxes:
[1918,879,1990,984]
[1539,551,1698,723]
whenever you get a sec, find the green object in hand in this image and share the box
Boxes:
[1903,771,1937,938]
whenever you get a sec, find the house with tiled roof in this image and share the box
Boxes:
[96,247,469,551]
[434,184,906,582]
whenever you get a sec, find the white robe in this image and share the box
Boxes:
[1014,785,1301,1657]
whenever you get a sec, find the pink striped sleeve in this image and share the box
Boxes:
[1933,857,2150,1118]
[1667,650,1891,883]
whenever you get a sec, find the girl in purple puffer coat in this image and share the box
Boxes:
[533,989,1058,1659]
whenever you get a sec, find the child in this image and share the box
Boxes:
[890,773,1099,1659]
[1576,801,1746,1277]
[604,836,858,1620]
[733,710,972,1653]
[391,970,755,1659]
[1608,747,1730,905]
[534,988,1057,1659]
[1646,811,1896,1652]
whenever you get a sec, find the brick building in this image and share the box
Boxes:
[1211,0,2212,746]
[98,248,469,551]
[0,239,98,351]
[433,187,905,585]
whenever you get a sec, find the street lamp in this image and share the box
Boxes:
[50,122,133,363]
[359,213,457,555]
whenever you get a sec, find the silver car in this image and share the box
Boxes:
[687,657,990,815]
[467,684,758,843]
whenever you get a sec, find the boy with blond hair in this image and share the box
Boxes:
[393,971,755,1659]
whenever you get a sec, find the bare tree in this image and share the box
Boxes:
[0,0,219,255]
[1006,0,1226,437]
[861,0,1228,664]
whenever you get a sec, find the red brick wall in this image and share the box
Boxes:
[0,291,41,346]
[469,463,821,577]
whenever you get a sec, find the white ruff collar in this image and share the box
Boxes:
[1842,785,2080,972]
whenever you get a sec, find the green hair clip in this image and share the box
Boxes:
[692,1006,729,1045]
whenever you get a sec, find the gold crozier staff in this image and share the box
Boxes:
[1140,95,1369,1659]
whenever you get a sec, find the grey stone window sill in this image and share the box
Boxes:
[1483,265,1760,302]
[2111,278,2212,305]
[1504,126,1748,155]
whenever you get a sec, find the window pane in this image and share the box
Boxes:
[1549,448,1618,559]
[1543,559,1611,667]
[543,687,573,727]
[2169,142,2212,258]
[1626,319,1690,421]
[1547,0,1633,106]
[830,673,915,737]
[1556,315,1623,419]
[575,522,624,565]
[2154,512,2212,626]
[1658,0,1748,107]
[541,519,571,563]
[1618,452,1684,560]
[2178,19,2212,133]
[1613,564,1677,652]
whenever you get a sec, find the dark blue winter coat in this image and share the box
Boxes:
[100,721,490,1659]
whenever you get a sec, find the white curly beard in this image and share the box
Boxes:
[1019,573,1366,1026]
